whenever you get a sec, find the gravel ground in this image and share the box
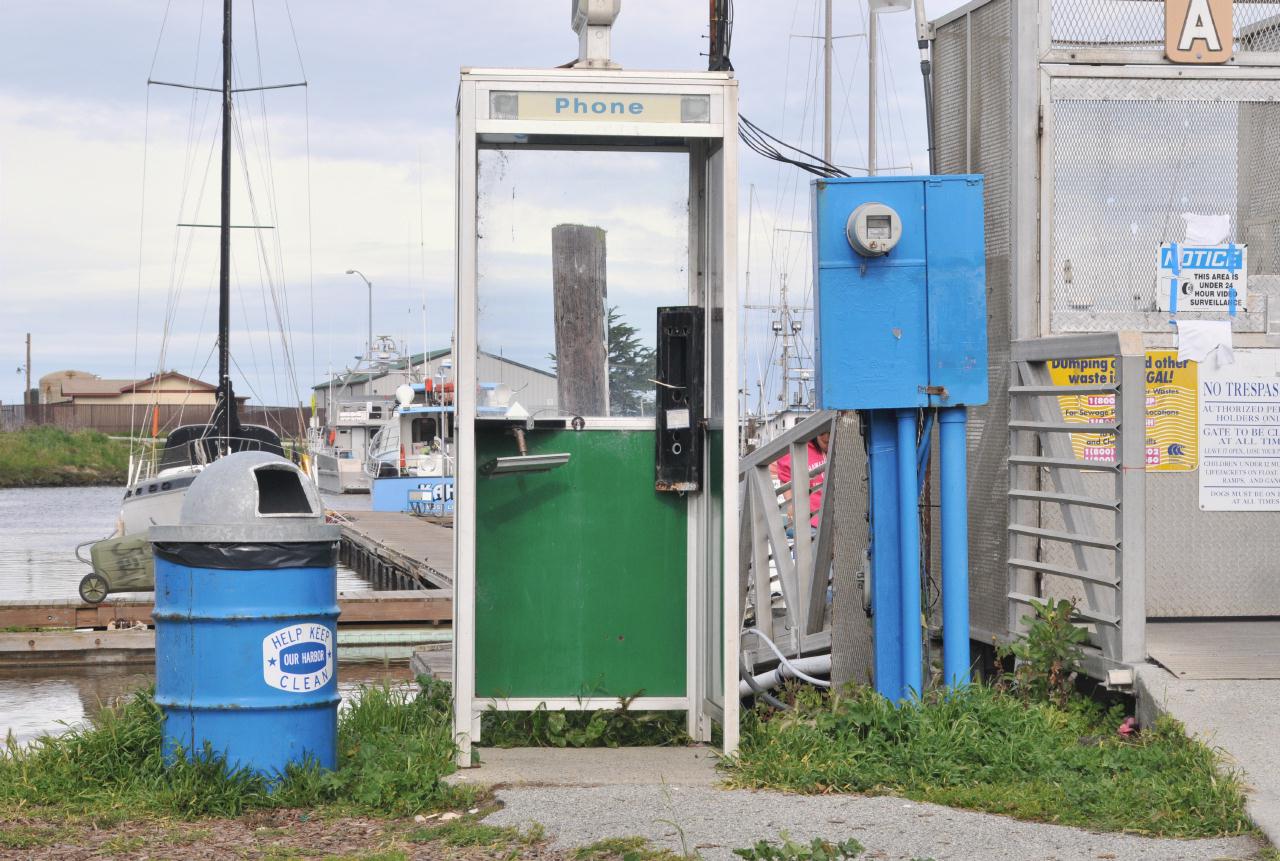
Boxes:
[488,785,1267,861]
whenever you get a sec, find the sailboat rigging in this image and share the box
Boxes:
[78,0,309,603]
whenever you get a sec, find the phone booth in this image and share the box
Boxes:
[452,54,739,764]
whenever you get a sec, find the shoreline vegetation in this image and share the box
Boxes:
[0,427,133,488]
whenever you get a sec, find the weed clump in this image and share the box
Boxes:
[996,597,1089,707]
[734,834,865,860]
[730,683,1252,839]
[481,694,690,748]
[0,678,471,819]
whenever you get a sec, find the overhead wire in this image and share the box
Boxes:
[156,3,221,439]
[230,10,309,434]
[283,0,318,407]
[245,2,284,410]
[234,25,283,411]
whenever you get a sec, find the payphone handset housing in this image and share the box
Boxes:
[655,306,705,493]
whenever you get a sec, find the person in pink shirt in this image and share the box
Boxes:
[771,431,830,534]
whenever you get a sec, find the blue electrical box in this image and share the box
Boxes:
[812,175,988,409]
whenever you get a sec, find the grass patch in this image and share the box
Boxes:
[99,834,147,855]
[729,683,1252,838]
[0,427,134,487]
[406,813,545,857]
[0,677,475,820]
[482,696,690,748]
[164,825,213,845]
[573,835,687,860]
[409,819,524,847]
[0,824,68,848]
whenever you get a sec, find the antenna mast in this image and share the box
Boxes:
[215,0,238,443]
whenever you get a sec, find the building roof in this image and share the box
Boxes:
[311,348,554,390]
[58,371,218,398]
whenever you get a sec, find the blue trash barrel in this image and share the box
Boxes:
[150,451,341,776]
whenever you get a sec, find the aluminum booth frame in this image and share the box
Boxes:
[452,67,740,764]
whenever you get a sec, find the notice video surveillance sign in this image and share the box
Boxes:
[1157,243,1247,314]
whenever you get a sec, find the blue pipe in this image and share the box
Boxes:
[916,409,934,496]
[866,410,902,701]
[896,409,922,699]
[939,406,971,688]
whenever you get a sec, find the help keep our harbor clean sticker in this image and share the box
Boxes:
[262,624,334,693]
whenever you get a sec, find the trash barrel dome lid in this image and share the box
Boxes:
[150,451,339,545]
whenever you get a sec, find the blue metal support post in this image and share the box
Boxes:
[938,406,971,688]
[867,410,902,700]
[812,175,986,703]
[895,408,922,698]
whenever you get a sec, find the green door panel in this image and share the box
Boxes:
[474,427,687,699]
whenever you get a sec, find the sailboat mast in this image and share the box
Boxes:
[218,0,235,439]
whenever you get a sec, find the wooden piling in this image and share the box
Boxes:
[551,223,609,416]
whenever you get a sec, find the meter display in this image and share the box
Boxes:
[846,202,902,257]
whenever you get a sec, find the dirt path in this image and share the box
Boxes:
[0,809,565,861]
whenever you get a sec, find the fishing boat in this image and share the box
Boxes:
[79,0,306,603]
[307,336,411,494]
[364,380,458,514]
[309,397,393,494]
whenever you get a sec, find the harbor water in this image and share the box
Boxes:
[0,486,427,745]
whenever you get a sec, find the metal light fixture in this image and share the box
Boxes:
[479,427,571,477]
[481,452,572,476]
[345,269,373,355]
[571,0,622,68]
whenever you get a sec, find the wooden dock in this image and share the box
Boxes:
[0,623,454,668]
[410,643,453,682]
[0,590,451,631]
[0,629,156,667]
[334,510,453,590]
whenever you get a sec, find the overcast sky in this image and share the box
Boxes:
[0,0,966,410]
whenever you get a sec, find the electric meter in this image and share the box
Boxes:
[846,202,902,257]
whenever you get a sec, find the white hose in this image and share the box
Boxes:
[742,627,832,688]
[739,654,832,699]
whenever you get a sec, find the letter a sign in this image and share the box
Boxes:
[1166,0,1232,63]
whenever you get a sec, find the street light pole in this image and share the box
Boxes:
[824,0,833,166]
[868,5,878,176]
[346,269,373,356]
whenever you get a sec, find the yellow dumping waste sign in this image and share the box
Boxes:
[1046,351,1198,472]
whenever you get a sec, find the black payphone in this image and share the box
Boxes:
[654,306,704,492]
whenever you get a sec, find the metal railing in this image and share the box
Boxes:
[738,410,838,669]
[1007,333,1147,676]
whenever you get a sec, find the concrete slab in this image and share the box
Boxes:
[488,786,1265,861]
[446,746,721,788]
[1148,621,1280,680]
[1136,662,1280,846]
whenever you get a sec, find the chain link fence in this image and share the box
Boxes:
[931,0,1015,644]
[1049,0,1280,52]
[1048,76,1280,333]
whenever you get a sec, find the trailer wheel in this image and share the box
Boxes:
[79,573,108,605]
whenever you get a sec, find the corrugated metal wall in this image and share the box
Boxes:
[932,0,1280,626]
[931,0,1015,643]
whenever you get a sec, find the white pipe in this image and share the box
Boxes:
[743,627,832,687]
[739,654,833,699]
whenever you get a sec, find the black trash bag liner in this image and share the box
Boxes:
[153,541,338,570]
